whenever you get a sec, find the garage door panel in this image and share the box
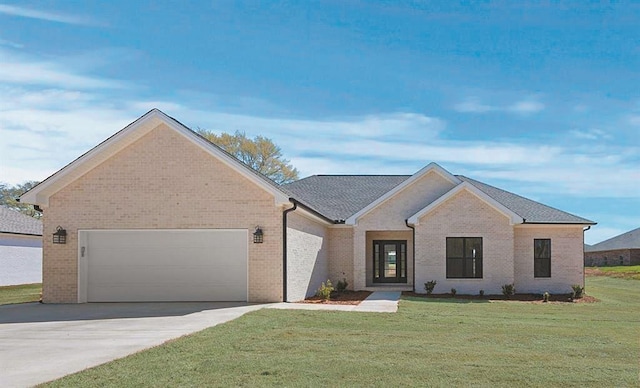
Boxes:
[84,229,247,302]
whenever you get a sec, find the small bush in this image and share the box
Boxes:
[571,284,584,299]
[316,280,334,301]
[502,283,515,297]
[543,292,550,303]
[479,289,484,297]
[450,288,457,296]
[424,280,437,295]
[336,278,348,293]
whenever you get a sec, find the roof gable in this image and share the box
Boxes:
[20,109,290,207]
[407,181,524,225]
[344,163,460,225]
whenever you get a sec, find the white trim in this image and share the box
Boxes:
[406,181,524,226]
[514,223,589,228]
[344,162,461,225]
[20,109,290,207]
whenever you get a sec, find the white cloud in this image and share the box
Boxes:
[0,50,125,89]
[0,38,23,49]
[0,4,98,26]
[508,100,545,114]
[627,114,640,126]
[453,98,495,113]
[569,128,612,140]
[454,97,545,115]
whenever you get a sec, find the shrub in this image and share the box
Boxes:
[543,292,550,303]
[424,280,437,295]
[502,283,515,297]
[571,284,584,299]
[479,289,485,297]
[450,288,457,296]
[316,280,334,301]
[336,278,348,293]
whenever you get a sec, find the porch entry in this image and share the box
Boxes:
[373,240,407,283]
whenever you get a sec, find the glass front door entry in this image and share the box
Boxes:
[373,240,407,283]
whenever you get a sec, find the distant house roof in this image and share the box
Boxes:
[585,227,640,252]
[0,206,43,236]
[283,173,595,225]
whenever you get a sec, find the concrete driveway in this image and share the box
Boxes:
[0,302,267,387]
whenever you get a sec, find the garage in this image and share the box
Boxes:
[78,229,248,302]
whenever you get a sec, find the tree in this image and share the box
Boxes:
[0,181,42,218]
[196,129,299,185]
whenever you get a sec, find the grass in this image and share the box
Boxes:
[586,265,640,280]
[45,276,639,387]
[0,283,41,305]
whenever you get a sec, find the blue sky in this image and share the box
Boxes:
[0,1,638,244]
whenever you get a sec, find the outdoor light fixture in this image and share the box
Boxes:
[253,226,264,244]
[53,226,67,244]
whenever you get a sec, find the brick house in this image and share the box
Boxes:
[584,227,640,266]
[20,109,595,303]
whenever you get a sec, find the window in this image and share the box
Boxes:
[534,239,551,278]
[446,237,482,278]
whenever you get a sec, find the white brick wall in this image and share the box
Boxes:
[43,124,284,303]
[353,171,455,289]
[286,212,329,301]
[514,225,585,294]
[414,189,514,295]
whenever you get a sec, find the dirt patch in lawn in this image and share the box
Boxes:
[403,291,598,304]
[302,291,372,305]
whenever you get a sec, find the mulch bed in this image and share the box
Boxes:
[403,291,598,304]
[302,291,372,305]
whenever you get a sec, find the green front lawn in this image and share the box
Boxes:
[46,276,638,387]
[0,283,41,305]
[586,265,640,280]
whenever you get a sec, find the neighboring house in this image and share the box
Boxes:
[0,205,43,286]
[20,109,595,303]
[584,227,640,266]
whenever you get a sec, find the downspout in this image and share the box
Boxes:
[282,201,297,302]
[583,225,591,290]
[405,219,416,293]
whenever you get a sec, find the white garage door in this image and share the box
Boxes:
[80,229,247,302]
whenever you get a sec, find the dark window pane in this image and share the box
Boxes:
[447,258,464,278]
[534,239,551,259]
[534,258,551,277]
[465,238,483,259]
[447,237,483,278]
[447,238,464,258]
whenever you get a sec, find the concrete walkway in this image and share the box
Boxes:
[269,291,401,313]
[0,302,267,388]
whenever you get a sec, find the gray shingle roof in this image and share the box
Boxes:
[0,206,43,235]
[283,175,410,221]
[282,174,595,225]
[585,227,640,252]
[458,176,595,224]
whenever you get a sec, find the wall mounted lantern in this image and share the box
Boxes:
[253,226,264,244]
[53,226,67,244]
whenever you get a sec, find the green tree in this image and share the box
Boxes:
[0,181,42,218]
[196,129,299,184]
